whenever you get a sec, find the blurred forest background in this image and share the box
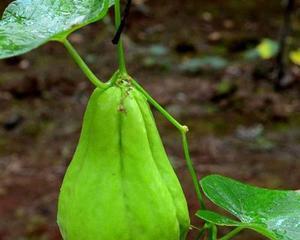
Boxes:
[0,0,300,239]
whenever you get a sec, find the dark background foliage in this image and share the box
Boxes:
[0,0,299,239]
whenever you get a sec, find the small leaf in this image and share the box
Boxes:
[256,39,279,59]
[196,210,275,239]
[197,210,242,226]
[199,175,300,240]
[289,49,300,65]
[0,0,114,59]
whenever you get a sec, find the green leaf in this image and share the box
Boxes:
[256,39,279,59]
[196,210,275,239]
[197,210,242,226]
[198,175,300,240]
[0,0,114,59]
[289,49,300,65]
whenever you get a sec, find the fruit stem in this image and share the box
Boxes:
[62,39,106,89]
[218,227,244,240]
[131,79,206,209]
[114,0,128,74]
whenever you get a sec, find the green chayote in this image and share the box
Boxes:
[57,78,190,240]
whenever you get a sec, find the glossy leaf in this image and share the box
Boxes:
[0,0,114,59]
[198,175,300,240]
[197,210,241,226]
[197,210,275,239]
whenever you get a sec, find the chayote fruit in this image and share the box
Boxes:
[57,79,190,240]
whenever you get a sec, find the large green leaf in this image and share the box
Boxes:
[0,0,114,59]
[197,175,300,240]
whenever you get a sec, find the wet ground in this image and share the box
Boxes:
[0,0,300,239]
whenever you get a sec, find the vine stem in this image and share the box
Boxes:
[194,224,209,240]
[182,133,206,210]
[62,39,106,89]
[131,79,206,210]
[114,0,127,74]
[218,227,244,240]
[210,224,218,240]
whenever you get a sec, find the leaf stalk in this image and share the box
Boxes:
[62,39,106,88]
[218,227,244,240]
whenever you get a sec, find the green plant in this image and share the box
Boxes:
[0,1,299,240]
